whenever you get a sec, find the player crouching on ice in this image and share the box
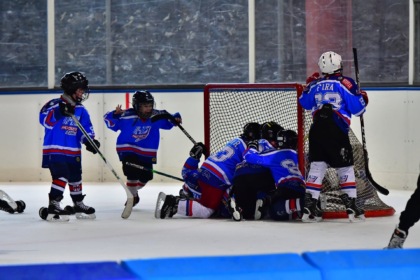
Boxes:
[0,190,26,214]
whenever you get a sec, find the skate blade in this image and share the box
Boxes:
[46,214,70,222]
[75,213,96,220]
[229,199,242,221]
[122,197,134,219]
[154,192,166,219]
[349,213,366,223]
[254,199,263,220]
[301,213,323,223]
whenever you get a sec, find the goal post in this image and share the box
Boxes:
[204,83,395,219]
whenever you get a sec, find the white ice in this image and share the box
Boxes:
[0,182,418,265]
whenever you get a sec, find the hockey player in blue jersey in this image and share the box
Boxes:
[156,123,261,220]
[104,90,182,207]
[243,129,306,221]
[39,71,99,221]
[230,121,279,220]
[299,51,369,222]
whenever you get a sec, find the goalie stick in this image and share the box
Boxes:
[353,47,389,196]
[70,114,134,219]
[126,162,184,182]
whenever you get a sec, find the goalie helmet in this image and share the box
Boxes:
[318,51,343,75]
[261,121,283,142]
[132,90,155,118]
[241,122,260,142]
[60,71,89,103]
[276,129,298,150]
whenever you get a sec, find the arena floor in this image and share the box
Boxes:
[0,182,418,265]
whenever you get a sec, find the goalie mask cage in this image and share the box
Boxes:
[204,83,394,219]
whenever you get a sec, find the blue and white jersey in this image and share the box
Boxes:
[244,148,304,187]
[181,157,202,199]
[299,74,367,128]
[39,97,95,167]
[201,137,247,187]
[104,108,178,164]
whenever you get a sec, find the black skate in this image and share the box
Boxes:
[125,194,140,207]
[339,193,365,222]
[0,198,15,214]
[155,192,180,219]
[0,190,26,214]
[44,195,70,222]
[227,197,242,221]
[301,192,323,223]
[385,227,407,249]
[68,195,96,220]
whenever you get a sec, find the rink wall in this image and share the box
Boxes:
[1,249,420,279]
[1,88,420,191]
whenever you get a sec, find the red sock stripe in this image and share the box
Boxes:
[187,200,194,216]
[289,199,296,212]
[52,179,67,188]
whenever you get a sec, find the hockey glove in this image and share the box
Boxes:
[189,142,206,160]
[360,90,369,105]
[84,139,100,154]
[247,140,259,150]
[304,72,320,92]
[59,101,75,116]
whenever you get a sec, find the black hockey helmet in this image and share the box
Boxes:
[132,90,155,117]
[60,71,89,102]
[260,121,284,142]
[241,122,260,142]
[276,129,298,150]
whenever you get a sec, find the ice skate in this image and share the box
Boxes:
[157,193,180,219]
[302,192,323,223]
[69,195,96,220]
[385,227,407,249]
[339,193,365,222]
[0,190,26,213]
[254,196,271,220]
[44,195,70,222]
[227,197,242,221]
[0,198,15,214]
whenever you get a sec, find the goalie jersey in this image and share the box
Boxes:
[39,98,95,168]
[103,109,178,164]
[299,74,367,131]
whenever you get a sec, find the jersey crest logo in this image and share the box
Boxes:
[341,78,353,90]
[132,126,151,142]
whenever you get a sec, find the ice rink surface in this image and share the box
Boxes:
[0,182,419,266]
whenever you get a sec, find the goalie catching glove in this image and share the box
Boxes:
[84,139,100,154]
[189,142,206,160]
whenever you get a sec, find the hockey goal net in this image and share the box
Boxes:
[204,83,394,219]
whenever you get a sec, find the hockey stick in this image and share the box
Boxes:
[353,48,389,195]
[151,113,197,145]
[70,114,135,218]
[126,162,184,182]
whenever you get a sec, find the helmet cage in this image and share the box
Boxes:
[60,71,90,103]
[241,122,261,142]
[276,129,298,150]
[132,90,155,118]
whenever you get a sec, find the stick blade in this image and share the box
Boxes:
[121,198,134,219]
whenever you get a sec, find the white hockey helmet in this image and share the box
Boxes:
[318,51,343,75]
